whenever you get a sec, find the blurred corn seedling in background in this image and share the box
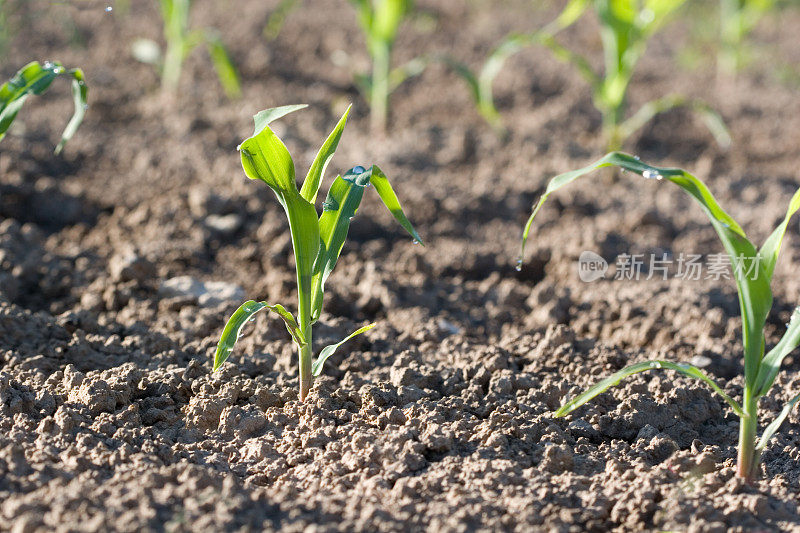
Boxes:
[1,60,88,153]
[349,0,425,132]
[451,0,730,149]
[132,0,240,99]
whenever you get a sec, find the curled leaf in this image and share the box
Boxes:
[312,323,376,376]
[214,300,305,371]
[555,360,745,418]
[756,391,800,451]
[0,61,88,153]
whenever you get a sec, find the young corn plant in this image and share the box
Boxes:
[453,0,729,149]
[519,152,800,481]
[1,61,88,154]
[718,0,777,75]
[349,0,423,132]
[446,0,585,133]
[213,104,423,401]
[132,0,240,99]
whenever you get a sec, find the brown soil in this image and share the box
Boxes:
[2,0,800,531]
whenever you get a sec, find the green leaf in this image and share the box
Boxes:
[555,360,745,418]
[312,323,376,376]
[388,56,428,92]
[213,300,306,371]
[544,0,590,33]
[369,165,424,245]
[205,31,241,99]
[617,95,731,149]
[310,167,370,321]
[759,187,800,281]
[55,67,88,154]
[308,164,422,321]
[754,307,800,397]
[263,0,299,40]
[0,61,88,153]
[239,105,320,286]
[301,105,351,204]
[521,152,773,390]
[756,391,800,451]
[250,104,308,140]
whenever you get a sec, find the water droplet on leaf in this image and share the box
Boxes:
[642,169,662,180]
[412,239,420,245]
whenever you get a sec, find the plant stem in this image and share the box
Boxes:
[297,268,313,402]
[298,335,312,402]
[162,38,183,93]
[718,0,742,77]
[370,42,391,133]
[161,0,189,94]
[737,388,759,480]
[603,108,623,152]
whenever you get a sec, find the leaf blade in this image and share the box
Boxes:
[300,105,351,204]
[756,391,800,451]
[55,68,88,154]
[759,187,800,281]
[312,323,376,376]
[213,300,305,371]
[205,31,241,99]
[251,104,307,137]
[369,165,423,245]
[310,169,369,321]
[755,307,800,396]
[555,360,745,418]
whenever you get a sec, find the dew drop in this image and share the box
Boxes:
[515,258,523,272]
[105,5,113,12]
[634,155,641,161]
[43,61,53,69]
[642,169,662,180]
[649,362,662,369]
[412,239,420,245]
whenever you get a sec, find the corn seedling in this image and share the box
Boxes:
[213,104,423,401]
[453,0,729,148]
[1,61,88,154]
[349,0,424,132]
[132,0,240,99]
[446,0,584,133]
[263,0,299,40]
[718,0,777,75]
[520,152,800,481]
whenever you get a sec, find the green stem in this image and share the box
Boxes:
[297,271,313,402]
[718,0,743,76]
[298,336,312,402]
[370,42,391,133]
[162,38,184,93]
[603,108,623,152]
[737,388,759,480]
[161,0,189,94]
